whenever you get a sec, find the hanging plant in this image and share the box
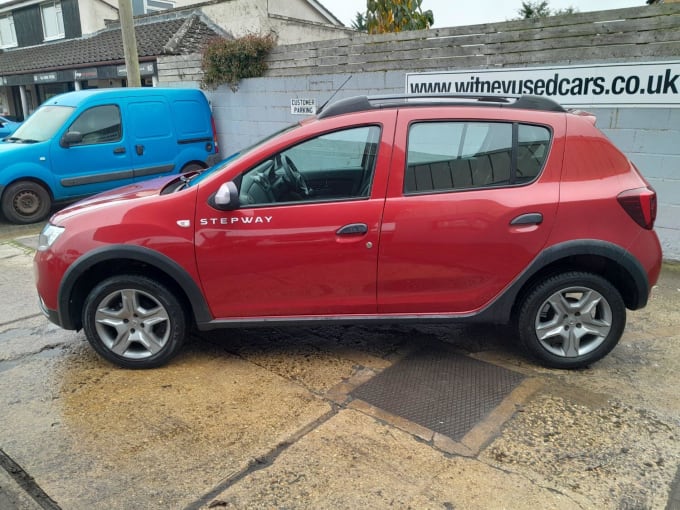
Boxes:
[201,34,276,92]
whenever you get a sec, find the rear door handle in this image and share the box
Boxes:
[113,147,126,154]
[510,213,543,226]
[336,223,368,236]
[135,144,144,156]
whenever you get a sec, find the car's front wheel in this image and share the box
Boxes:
[83,275,187,369]
[517,272,626,369]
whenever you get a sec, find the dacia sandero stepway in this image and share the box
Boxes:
[34,94,662,369]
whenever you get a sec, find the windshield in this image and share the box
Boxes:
[188,123,298,187]
[9,105,75,143]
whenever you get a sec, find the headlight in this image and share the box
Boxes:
[37,224,65,251]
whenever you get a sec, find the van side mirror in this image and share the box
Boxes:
[60,131,83,147]
[211,181,240,211]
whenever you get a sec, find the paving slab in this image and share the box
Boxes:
[0,338,331,509]
[0,242,40,326]
[203,409,581,509]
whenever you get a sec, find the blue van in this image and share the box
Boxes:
[0,88,218,224]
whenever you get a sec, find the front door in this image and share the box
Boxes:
[194,124,388,319]
[50,104,133,199]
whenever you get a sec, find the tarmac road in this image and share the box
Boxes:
[1,219,679,509]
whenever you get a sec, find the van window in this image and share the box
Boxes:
[68,105,122,145]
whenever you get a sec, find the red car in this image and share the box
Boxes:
[34,95,662,369]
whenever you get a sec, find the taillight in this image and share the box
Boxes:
[210,116,219,154]
[617,187,657,230]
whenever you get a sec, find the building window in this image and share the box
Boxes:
[41,1,65,41]
[144,0,175,13]
[0,14,17,49]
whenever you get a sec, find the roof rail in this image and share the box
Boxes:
[317,94,565,119]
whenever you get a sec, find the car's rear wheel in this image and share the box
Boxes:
[1,180,51,224]
[83,275,186,369]
[517,272,625,369]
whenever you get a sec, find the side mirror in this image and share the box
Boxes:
[60,131,83,147]
[211,181,240,211]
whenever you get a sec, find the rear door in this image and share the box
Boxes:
[128,98,177,181]
[377,107,565,314]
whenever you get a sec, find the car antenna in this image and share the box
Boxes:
[317,75,353,114]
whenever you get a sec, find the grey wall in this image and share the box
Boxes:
[596,107,680,259]
[158,3,680,259]
[160,66,680,260]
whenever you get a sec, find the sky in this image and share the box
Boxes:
[328,0,646,28]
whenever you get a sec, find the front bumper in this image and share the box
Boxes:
[38,296,63,328]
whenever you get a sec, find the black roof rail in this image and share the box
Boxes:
[317,94,565,119]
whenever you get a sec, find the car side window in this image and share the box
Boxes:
[517,124,551,181]
[67,105,122,146]
[405,121,551,194]
[239,125,381,207]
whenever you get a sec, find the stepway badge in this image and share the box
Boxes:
[291,98,317,115]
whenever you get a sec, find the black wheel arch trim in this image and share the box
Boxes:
[58,245,212,330]
[472,239,650,324]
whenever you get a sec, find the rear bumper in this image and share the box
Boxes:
[625,229,663,306]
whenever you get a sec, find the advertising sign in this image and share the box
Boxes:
[406,62,680,107]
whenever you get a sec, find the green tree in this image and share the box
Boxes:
[366,0,434,34]
[351,12,368,31]
[516,1,577,19]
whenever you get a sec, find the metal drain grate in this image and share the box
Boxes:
[351,346,525,441]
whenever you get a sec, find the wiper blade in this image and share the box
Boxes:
[2,137,39,144]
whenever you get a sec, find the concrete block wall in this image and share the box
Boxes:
[203,71,404,155]
[159,62,680,260]
[597,108,680,260]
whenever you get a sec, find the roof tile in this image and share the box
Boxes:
[0,14,220,75]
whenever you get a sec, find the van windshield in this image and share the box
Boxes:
[8,105,75,143]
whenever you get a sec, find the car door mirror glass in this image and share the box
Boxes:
[212,181,240,211]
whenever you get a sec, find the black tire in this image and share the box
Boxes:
[1,180,51,224]
[517,271,626,369]
[82,275,187,369]
[180,162,206,174]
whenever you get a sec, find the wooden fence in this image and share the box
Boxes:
[263,4,680,77]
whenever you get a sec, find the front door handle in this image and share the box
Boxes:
[510,213,543,226]
[336,223,368,236]
[135,144,144,156]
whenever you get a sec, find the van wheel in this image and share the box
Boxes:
[83,275,187,369]
[1,180,51,224]
[180,162,205,174]
[517,272,625,369]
